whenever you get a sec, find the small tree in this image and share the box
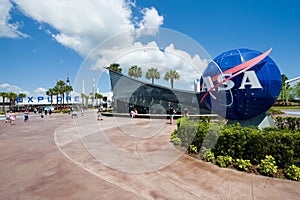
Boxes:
[106,63,122,73]
[64,85,73,105]
[146,68,160,84]
[128,65,142,79]
[294,82,300,98]
[95,93,103,106]
[7,92,17,111]
[164,70,180,88]
[46,88,54,105]
[280,74,289,100]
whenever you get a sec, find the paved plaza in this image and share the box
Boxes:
[0,111,299,199]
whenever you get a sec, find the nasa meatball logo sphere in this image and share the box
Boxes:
[200,48,282,120]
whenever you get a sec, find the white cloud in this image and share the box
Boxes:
[87,39,207,91]
[136,7,164,37]
[0,83,30,95]
[0,83,49,97]
[0,0,28,38]
[13,0,135,55]
[113,42,207,90]
[33,87,47,96]
[4,0,209,92]
[9,0,166,56]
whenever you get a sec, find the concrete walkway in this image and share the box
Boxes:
[0,111,299,199]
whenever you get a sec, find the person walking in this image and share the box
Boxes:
[97,106,103,121]
[9,111,16,125]
[5,111,10,123]
[24,109,29,122]
[169,105,176,124]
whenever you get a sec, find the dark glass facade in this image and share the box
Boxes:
[109,70,210,115]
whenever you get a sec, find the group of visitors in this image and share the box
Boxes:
[34,107,52,118]
[3,106,55,124]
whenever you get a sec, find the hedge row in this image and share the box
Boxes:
[171,117,300,169]
[275,116,300,131]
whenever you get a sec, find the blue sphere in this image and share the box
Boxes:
[202,48,282,120]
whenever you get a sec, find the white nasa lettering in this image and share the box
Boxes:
[239,71,262,89]
[200,70,262,91]
[201,76,215,92]
[217,73,234,91]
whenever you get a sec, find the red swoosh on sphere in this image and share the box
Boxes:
[200,48,272,103]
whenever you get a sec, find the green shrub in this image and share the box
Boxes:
[203,151,215,163]
[275,116,300,131]
[284,165,300,181]
[258,155,278,177]
[172,117,300,170]
[0,111,5,115]
[176,118,199,148]
[170,137,181,145]
[170,130,181,145]
[216,155,233,168]
[213,123,254,159]
[189,144,198,154]
[235,159,252,172]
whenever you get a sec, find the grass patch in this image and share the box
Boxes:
[272,106,300,110]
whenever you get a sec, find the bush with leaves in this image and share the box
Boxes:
[212,124,254,159]
[284,164,300,181]
[170,130,181,145]
[216,155,233,168]
[171,117,300,173]
[275,116,300,131]
[203,151,215,163]
[189,144,198,154]
[176,118,199,148]
[258,155,278,177]
[235,159,252,172]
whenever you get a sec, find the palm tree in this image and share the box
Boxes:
[15,93,26,112]
[7,92,17,111]
[0,92,7,112]
[95,93,103,106]
[46,88,54,105]
[52,85,60,109]
[128,65,142,79]
[55,80,66,108]
[164,70,180,89]
[146,68,160,84]
[18,93,26,99]
[295,82,300,97]
[64,85,73,105]
[106,63,122,73]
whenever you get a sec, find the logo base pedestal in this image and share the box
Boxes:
[227,112,276,130]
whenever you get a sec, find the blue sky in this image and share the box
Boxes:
[0,0,300,96]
